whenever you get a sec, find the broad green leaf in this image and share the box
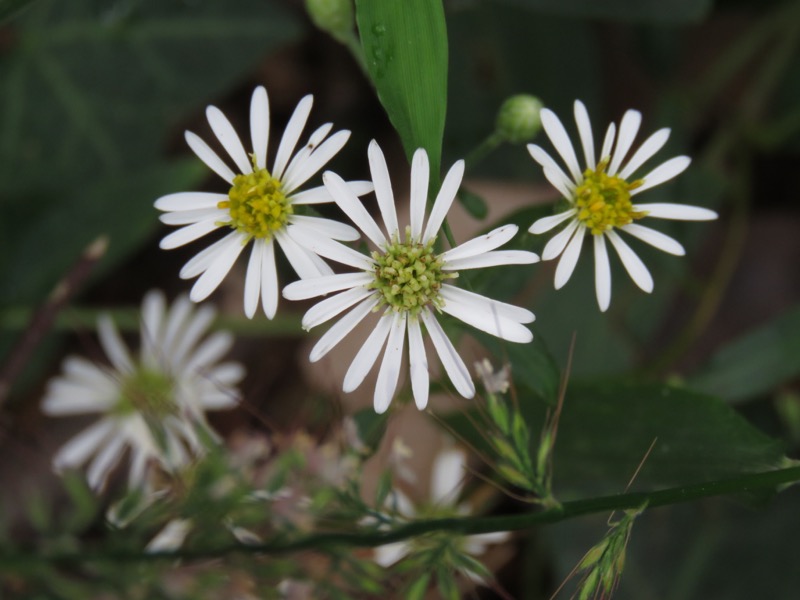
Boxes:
[688,306,800,404]
[445,382,785,497]
[355,0,448,177]
[492,0,713,23]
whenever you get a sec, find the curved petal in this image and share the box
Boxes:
[172,305,216,367]
[52,419,115,471]
[272,94,313,181]
[206,105,251,175]
[620,223,685,256]
[159,219,221,250]
[368,140,399,236]
[288,214,359,241]
[374,312,406,414]
[441,285,534,323]
[543,166,575,200]
[439,287,533,343]
[439,225,519,262]
[283,272,373,301]
[618,128,670,180]
[554,225,586,289]
[302,285,373,329]
[86,431,127,490]
[189,235,247,302]
[250,86,270,170]
[593,233,611,312]
[323,171,387,248]
[606,230,653,293]
[608,109,641,176]
[179,231,240,279]
[542,218,579,261]
[184,131,236,184]
[540,108,582,181]
[423,159,464,243]
[420,309,474,399]
[308,295,379,361]
[631,156,691,195]
[573,100,595,169]
[633,202,717,221]
[343,312,393,393]
[287,225,373,271]
[275,230,325,279]
[185,331,234,372]
[98,314,133,373]
[407,317,429,410]
[527,144,575,190]
[283,129,350,194]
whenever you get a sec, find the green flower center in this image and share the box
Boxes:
[574,160,645,236]
[368,228,455,316]
[114,368,176,419]
[218,158,292,240]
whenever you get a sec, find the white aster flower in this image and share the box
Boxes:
[42,290,244,490]
[374,448,509,577]
[282,141,539,413]
[155,86,372,318]
[527,100,718,311]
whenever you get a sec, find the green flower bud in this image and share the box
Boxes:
[495,94,543,144]
[305,0,354,43]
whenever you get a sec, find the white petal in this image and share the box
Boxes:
[439,287,533,343]
[159,219,221,250]
[42,380,114,415]
[172,305,216,367]
[309,296,379,361]
[98,314,133,373]
[185,331,234,372]
[554,225,586,289]
[573,100,595,169]
[179,231,240,279]
[288,214,359,241]
[620,223,685,256]
[593,234,611,312]
[272,94,313,181]
[631,156,691,195]
[526,144,575,189]
[290,181,374,205]
[343,312,393,393]
[140,291,166,364]
[606,230,653,292]
[443,250,539,271]
[633,202,717,221]
[283,130,350,194]
[543,166,575,200]
[374,312,406,414]
[86,431,126,490]
[368,140,399,236]
[374,542,409,567]
[282,123,333,184]
[283,272,372,300]
[600,123,616,161]
[323,171,387,247]
[618,128,670,180]
[407,317,429,410]
[305,247,335,276]
[184,131,236,184]
[439,224,519,262]
[189,235,247,302]
[528,209,577,235]
[608,109,641,176]
[302,286,373,329]
[52,419,115,471]
[441,285,534,323]
[540,108,582,181]
[287,225,373,271]
[147,519,193,553]
[128,448,149,488]
[409,149,430,241]
[542,218,579,261]
[162,295,193,357]
[250,86,270,170]
[431,449,465,504]
[420,309,474,399]
[159,208,227,226]
[155,192,227,212]
[63,356,117,389]
[423,159,464,243]
[261,240,278,319]
[244,240,264,318]
[275,230,325,279]
[206,105,251,175]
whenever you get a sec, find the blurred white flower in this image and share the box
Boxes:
[283,141,539,413]
[146,518,192,553]
[42,290,243,490]
[528,100,717,311]
[155,86,372,318]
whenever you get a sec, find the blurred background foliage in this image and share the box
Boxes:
[1,0,800,598]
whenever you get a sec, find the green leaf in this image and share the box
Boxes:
[351,407,389,455]
[355,0,448,177]
[446,382,785,497]
[688,305,800,404]
[492,0,712,23]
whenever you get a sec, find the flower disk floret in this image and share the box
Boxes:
[155,86,373,319]
[527,100,718,311]
[282,141,539,414]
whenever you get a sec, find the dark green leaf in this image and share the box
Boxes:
[492,0,713,23]
[355,0,448,177]
[351,407,389,455]
[688,305,800,404]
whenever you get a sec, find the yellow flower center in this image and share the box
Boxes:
[218,159,292,240]
[369,228,456,316]
[574,160,645,235]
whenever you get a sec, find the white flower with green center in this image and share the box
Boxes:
[527,100,718,311]
[282,141,539,413]
[155,86,372,319]
[41,291,244,490]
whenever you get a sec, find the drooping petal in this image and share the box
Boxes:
[189,235,247,302]
[542,218,579,261]
[250,86,270,170]
[407,317,429,410]
[272,95,313,181]
[288,214,359,241]
[618,128,670,180]
[343,312,393,393]
[573,100,595,169]
[631,156,691,195]
[620,223,685,256]
[409,149,429,241]
[308,296,379,361]
[439,224,519,262]
[368,140,399,236]
[606,230,654,293]
[540,108,582,181]
[420,309,475,399]
[554,225,586,289]
[323,171,387,248]
[422,159,464,243]
[593,234,611,312]
[443,249,539,271]
[155,192,227,212]
[184,131,236,184]
[374,312,406,414]
[608,109,642,176]
[159,219,221,250]
[528,209,578,235]
[206,105,251,175]
[243,239,264,319]
[633,202,717,221]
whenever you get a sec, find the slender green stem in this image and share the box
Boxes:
[465,132,503,170]
[4,466,799,566]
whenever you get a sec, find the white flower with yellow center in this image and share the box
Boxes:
[528,100,718,311]
[42,291,244,490]
[155,86,371,319]
[282,141,539,413]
